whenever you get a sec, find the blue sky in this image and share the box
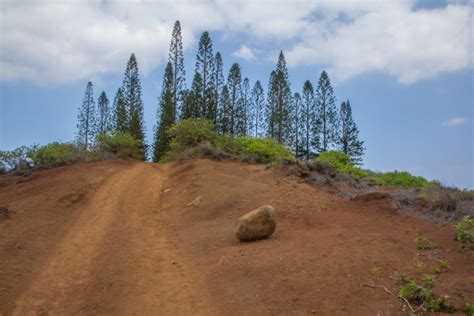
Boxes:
[0,0,473,188]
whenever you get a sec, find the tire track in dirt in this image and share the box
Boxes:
[11,163,217,315]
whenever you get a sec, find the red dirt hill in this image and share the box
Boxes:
[0,159,472,315]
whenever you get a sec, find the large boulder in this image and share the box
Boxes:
[234,205,277,242]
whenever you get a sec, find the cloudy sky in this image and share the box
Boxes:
[0,0,473,188]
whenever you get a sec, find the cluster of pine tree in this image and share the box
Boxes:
[76,54,146,159]
[152,21,364,163]
[77,20,364,163]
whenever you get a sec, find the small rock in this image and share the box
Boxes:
[234,205,277,242]
[187,195,201,207]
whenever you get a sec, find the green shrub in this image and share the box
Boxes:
[465,302,474,316]
[28,142,79,167]
[454,215,474,243]
[375,170,429,188]
[317,151,351,166]
[238,137,293,164]
[437,259,451,271]
[95,132,143,160]
[164,119,293,164]
[214,135,242,154]
[421,274,435,288]
[315,151,368,179]
[216,136,293,164]
[415,233,436,250]
[167,119,217,154]
[399,279,455,313]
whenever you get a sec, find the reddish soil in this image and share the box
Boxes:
[0,159,472,315]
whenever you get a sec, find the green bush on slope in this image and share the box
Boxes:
[215,136,293,164]
[374,170,430,189]
[165,118,293,164]
[28,142,79,167]
[167,119,217,154]
[95,132,144,160]
[1,132,144,170]
[315,151,369,179]
[454,215,474,243]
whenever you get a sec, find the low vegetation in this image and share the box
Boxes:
[165,119,293,164]
[454,215,474,243]
[374,171,430,189]
[465,303,474,316]
[420,185,458,212]
[0,132,143,173]
[415,233,436,250]
[362,234,472,315]
[28,142,80,168]
[216,136,293,164]
[420,274,435,289]
[431,259,451,275]
[313,151,369,179]
[309,151,437,190]
[94,132,144,160]
[398,279,456,313]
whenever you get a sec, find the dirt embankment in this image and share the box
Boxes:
[0,159,473,315]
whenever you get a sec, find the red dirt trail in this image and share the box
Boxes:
[0,159,472,315]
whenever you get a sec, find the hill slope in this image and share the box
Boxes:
[0,159,472,315]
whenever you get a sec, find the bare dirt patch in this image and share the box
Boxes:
[161,159,474,315]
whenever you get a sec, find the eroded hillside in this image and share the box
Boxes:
[0,159,472,315]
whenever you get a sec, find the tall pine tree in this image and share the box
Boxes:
[315,70,337,153]
[268,51,293,145]
[292,92,303,157]
[219,85,231,134]
[97,91,111,134]
[191,73,204,117]
[250,80,265,138]
[153,62,175,162]
[235,77,250,136]
[226,63,242,135]
[266,71,276,139]
[113,88,128,133]
[180,74,203,120]
[301,80,316,159]
[168,20,186,120]
[337,100,365,164]
[195,31,215,120]
[180,89,195,120]
[212,52,224,126]
[122,53,146,160]
[76,81,96,151]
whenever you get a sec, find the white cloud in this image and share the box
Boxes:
[285,2,472,83]
[0,0,471,85]
[0,0,222,85]
[441,117,467,127]
[232,45,256,61]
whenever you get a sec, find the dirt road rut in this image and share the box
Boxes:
[11,163,216,315]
